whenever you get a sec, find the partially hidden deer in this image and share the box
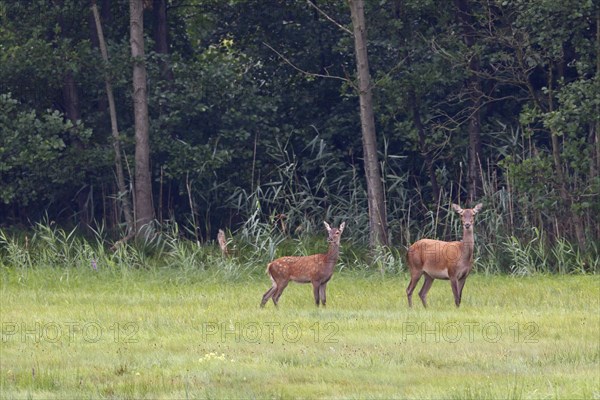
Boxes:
[406,203,483,308]
[260,221,345,308]
[217,229,229,257]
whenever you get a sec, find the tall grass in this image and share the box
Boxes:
[217,136,598,275]
[0,214,595,279]
[0,137,597,275]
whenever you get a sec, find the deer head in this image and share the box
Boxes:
[452,203,483,231]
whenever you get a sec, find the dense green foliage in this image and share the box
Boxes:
[0,0,598,268]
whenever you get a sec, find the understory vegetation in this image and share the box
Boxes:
[0,162,598,276]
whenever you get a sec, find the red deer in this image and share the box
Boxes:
[217,229,229,257]
[260,221,345,307]
[406,203,483,307]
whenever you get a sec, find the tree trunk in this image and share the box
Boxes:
[410,87,440,202]
[130,0,155,237]
[89,0,110,120]
[454,0,483,203]
[151,0,173,225]
[594,8,600,192]
[395,0,440,203]
[56,0,90,229]
[91,2,135,237]
[348,0,388,249]
[588,7,600,241]
[61,70,91,228]
[548,61,584,249]
[547,66,569,205]
[62,71,80,125]
[152,0,173,81]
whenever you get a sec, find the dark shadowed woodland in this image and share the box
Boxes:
[1,0,598,273]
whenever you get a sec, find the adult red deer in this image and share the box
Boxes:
[406,203,483,307]
[260,221,345,307]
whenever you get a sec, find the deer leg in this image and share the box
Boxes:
[260,285,277,308]
[457,276,467,307]
[319,282,327,307]
[450,278,461,307]
[418,274,434,308]
[312,281,321,307]
[406,271,423,307]
[272,281,289,306]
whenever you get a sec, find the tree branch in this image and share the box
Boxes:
[262,41,352,85]
[306,0,352,35]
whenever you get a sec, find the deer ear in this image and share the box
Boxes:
[451,204,464,214]
[473,203,483,214]
[323,221,332,231]
[339,222,345,233]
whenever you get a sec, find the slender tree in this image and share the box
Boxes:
[54,0,92,227]
[595,7,600,184]
[91,2,134,238]
[348,0,388,248]
[152,0,173,81]
[454,0,483,203]
[395,0,440,203]
[130,0,154,236]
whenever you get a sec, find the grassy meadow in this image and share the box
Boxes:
[1,265,598,399]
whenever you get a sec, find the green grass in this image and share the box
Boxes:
[1,266,599,399]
